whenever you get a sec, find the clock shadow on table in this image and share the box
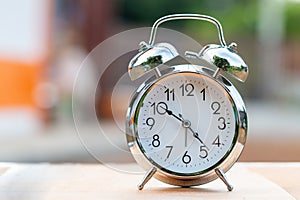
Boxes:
[141,186,227,194]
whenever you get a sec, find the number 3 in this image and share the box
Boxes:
[218,117,226,130]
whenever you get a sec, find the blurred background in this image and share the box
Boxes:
[0,0,299,163]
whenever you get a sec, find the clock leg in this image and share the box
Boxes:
[215,168,234,191]
[137,167,157,190]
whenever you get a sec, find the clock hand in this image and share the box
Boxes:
[160,106,209,149]
[187,127,209,150]
[160,106,183,122]
[184,128,188,147]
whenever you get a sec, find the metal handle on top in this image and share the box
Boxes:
[148,14,227,46]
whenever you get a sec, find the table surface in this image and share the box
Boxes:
[0,162,299,200]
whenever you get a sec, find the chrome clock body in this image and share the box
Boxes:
[126,64,247,187]
[125,13,249,191]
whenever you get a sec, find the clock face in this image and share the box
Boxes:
[134,72,237,175]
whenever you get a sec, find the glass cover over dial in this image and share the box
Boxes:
[135,72,237,175]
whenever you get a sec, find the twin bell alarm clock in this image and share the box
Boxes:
[125,14,248,191]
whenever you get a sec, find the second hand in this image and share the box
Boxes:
[160,106,209,149]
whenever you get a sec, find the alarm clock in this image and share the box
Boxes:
[126,14,248,191]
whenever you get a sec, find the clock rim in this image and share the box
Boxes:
[126,64,247,186]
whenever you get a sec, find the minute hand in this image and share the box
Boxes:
[161,106,209,149]
[187,126,209,150]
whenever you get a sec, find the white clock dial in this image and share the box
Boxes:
[135,72,237,175]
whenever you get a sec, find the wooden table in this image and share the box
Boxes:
[0,162,299,200]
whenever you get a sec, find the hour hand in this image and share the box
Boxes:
[160,106,183,122]
[160,106,209,149]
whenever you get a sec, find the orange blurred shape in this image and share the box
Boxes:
[0,60,41,107]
